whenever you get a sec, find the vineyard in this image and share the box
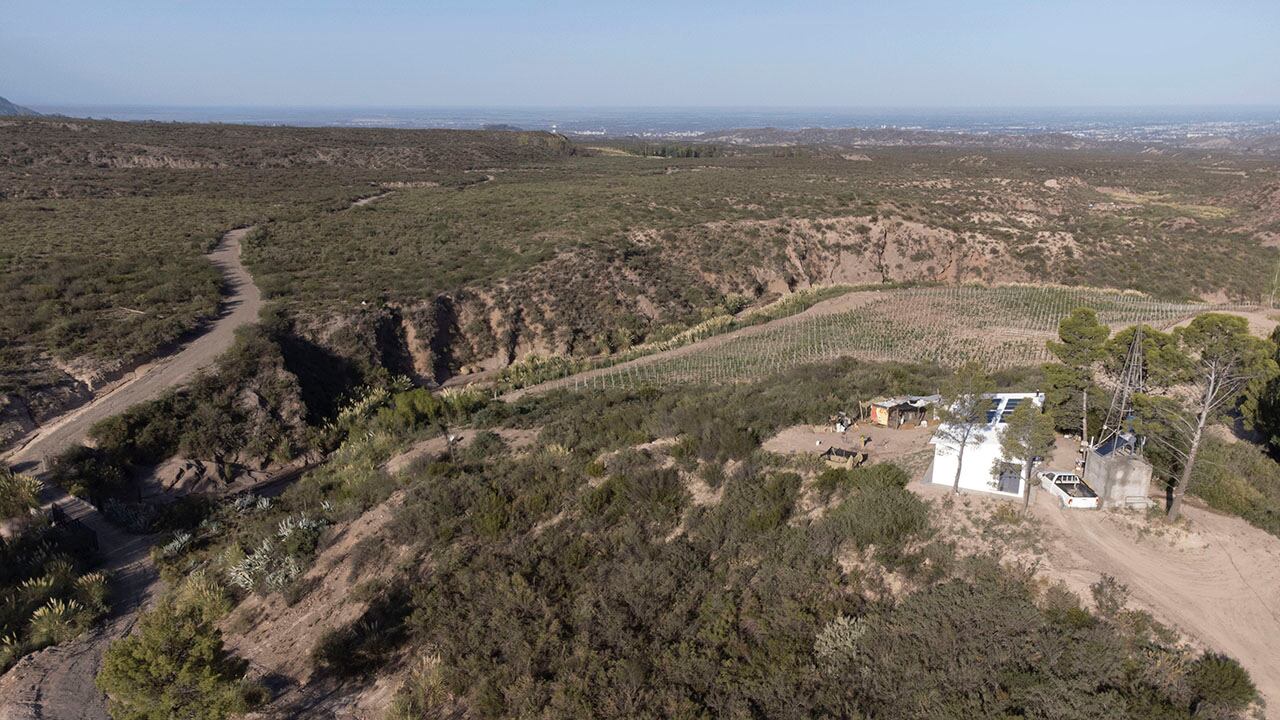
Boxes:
[564,285,1253,391]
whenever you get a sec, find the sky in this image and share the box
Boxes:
[4,0,1279,109]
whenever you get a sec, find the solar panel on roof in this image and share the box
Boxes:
[984,399,1002,423]
[1000,397,1024,421]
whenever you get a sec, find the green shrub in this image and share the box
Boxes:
[387,657,454,720]
[816,463,910,499]
[0,468,41,519]
[98,602,256,720]
[820,468,930,558]
[1186,652,1257,713]
[1190,438,1280,538]
[28,598,84,646]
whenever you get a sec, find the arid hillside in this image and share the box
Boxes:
[247,146,1280,386]
[4,119,1280,451]
[0,119,573,448]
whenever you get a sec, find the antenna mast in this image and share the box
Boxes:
[1096,326,1144,450]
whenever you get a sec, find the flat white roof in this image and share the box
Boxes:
[929,391,1045,448]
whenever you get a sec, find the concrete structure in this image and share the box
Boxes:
[1083,433,1154,509]
[927,392,1044,497]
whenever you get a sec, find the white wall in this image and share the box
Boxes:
[929,437,1023,497]
[927,392,1043,497]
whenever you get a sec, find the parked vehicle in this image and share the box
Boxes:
[1039,471,1099,509]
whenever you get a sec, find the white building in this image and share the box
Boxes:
[927,392,1045,497]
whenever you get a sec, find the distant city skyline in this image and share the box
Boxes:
[5,1,1280,108]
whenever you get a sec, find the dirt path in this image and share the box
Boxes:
[0,226,262,720]
[5,227,262,473]
[913,475,1280,716]
[502,289,886,401]
[1033,498,1280,715]
[350,190,394,208]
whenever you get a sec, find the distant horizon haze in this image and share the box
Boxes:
[5,1,1279,108]
[17,103,1280,140]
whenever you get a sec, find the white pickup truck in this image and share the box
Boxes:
[1039,471,1099,509]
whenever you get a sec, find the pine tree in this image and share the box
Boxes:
[98,602,254,720]
[999,401,1057,513]
[1044,308,1108,439]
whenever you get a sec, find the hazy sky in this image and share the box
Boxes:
[4,0,1279,108]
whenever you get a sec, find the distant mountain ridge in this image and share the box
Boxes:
[0,96,40,116]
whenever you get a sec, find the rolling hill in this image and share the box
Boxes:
[0,96,39,116]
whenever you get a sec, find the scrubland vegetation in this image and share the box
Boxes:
[1,471,109,673]
[4,117,1280,719]
[0,117,570,443]
[243,145,1278,381]
[91,356,1259,719]
[5,116,1278,436]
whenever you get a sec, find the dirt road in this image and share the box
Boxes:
[912,477,1280,717]
[5,227,262,473]
[0,226,262,720]
[1034,498,1280,715]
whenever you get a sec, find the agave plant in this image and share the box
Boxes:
[226,538,275,591]
[265,556,303,592]
[159,531,193,560]
[276,514,325,541]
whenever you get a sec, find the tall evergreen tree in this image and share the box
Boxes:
[999,401,1057,513]
[1135,314,1276,520]
[1044,308,1109,439]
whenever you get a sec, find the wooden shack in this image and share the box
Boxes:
[867,395,940,428]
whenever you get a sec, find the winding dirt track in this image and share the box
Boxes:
[915,477,1280,717]
[1035,498,1280,715]
[5,227,262,472]
[0,227,261,720]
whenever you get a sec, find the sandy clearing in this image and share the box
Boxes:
[763,422,936,475]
